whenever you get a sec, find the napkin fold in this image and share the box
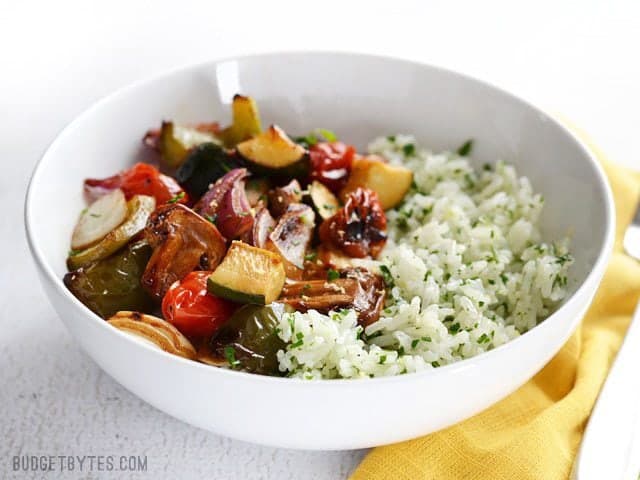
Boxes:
[350,133,640,480]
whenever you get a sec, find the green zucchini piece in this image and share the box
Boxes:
[175,143,244,197]
[159,122,220,168]
[207,241,285,305]
[308,180,340,219]
[219,95,263,147]
[236,125,310,178]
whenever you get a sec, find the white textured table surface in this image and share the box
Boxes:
[2,1,639,478]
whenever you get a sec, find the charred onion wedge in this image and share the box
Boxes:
[142,203,227,299]
[107,311,196,359]
[194,168,253,240]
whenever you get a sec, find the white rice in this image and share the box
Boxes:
[275,135,573,379]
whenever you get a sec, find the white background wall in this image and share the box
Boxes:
[1,1,639,478]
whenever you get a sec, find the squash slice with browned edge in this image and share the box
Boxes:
[158,121,220,168]
[207,241,286,305]
[219,95,263,147]
[340,156,413,210]
[236,125,309,178]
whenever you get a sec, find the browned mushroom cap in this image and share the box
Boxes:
[142,203,227,299]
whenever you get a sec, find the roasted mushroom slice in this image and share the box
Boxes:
[107,311,196,359]
[268,203,315,270]
[342,267,386,326]
[142,203,227,299]
[267,179,303,218]
[280,267,385,326]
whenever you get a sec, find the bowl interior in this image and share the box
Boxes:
[28,52,609,320]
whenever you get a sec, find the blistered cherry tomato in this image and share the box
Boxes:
[319,187,387,258]
[162,271,236,338]
[84,162,187,205]
[308,142,356,192]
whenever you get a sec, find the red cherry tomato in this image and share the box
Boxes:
[309,142,356,192]
[84,162,187,205]
[162,271,236,338]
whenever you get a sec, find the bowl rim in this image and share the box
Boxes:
[24,50,616,387]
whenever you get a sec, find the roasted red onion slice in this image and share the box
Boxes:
[194,168,253,239]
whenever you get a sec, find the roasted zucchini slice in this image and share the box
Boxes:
[308,180,340,219]
[207,241,286,305]
[340,156,413,210]
[236,125,310,178]
[219,95,263,147]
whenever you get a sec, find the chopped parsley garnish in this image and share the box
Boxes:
[464,173,476,189]
[396,216,409,230]
[304,252,317,262]
[398,346,405,356]
[411,339,420,349]
[482,163,492,171]
[378,355,387,365]
[89,213,101,218]
[290,332,305,349]
[448,323,461,334]
[379,265,395,288]
[556,254,572,266]
[443,315,455,323]
[294,134,318,148]
[477,333,491,344]
[421,336,432,342]
[457,139,474,156]
[431,361,440,368]
[387,135,396,142]
[488,279,496,285]
[500,273,509,284]
[316,128,338,142]
[402,143,416,157]
[224,346,240,368]
[327,269,340,281]
[167,191,185,204]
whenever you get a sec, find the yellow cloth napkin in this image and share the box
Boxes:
[351,135,640,480]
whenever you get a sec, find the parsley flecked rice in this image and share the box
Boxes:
[275,135,573,379]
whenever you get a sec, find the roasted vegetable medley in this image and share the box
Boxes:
[64,95,414,376]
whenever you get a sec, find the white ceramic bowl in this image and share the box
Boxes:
[25,52,614,450]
